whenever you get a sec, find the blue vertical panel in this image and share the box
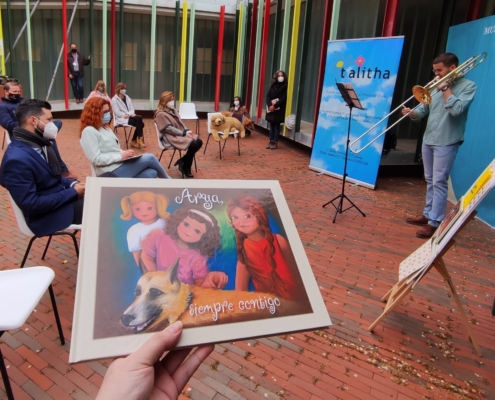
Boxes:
[447,16,495,227]
[310,37,404,189]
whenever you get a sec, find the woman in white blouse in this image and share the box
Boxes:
[111,82,145,149]
[80,97,169,179]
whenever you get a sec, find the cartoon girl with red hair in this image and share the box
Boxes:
[226,195,300,300]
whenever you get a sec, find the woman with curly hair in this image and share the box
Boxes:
[227,195,299,299]
[140,208,228,289]
[80,97,170,178]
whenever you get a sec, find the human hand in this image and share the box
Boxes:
[88,55,91,60]
[96,321,214,400]
[124,114,130,119]
[69,74,73,79]
[122,150,135,159]
[401,107,411,116]
[271,99,277,105]
[186,133,196,140]
[268,106,275,112]
[74,183,85,199]
[201,272,228,289]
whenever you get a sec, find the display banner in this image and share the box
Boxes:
[310,37,404,189]
[447,16,495,228]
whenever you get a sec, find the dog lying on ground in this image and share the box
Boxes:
[210,113,245,142]
[220,111,255,131]
[121,259,309,333]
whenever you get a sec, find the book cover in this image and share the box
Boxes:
[70,179,331,363]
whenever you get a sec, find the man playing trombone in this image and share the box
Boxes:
[402,52,477,239]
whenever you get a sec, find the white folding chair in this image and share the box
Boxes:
[2,129,11,149]
[113,112,135,149]
[178,102,199,135]
[0,266,65,400]
[204,112,240,159]
[8,194,81,268]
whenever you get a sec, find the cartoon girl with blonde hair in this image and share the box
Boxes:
[227,195,300,299]
[120,191,170,267]
[140,208,228,289]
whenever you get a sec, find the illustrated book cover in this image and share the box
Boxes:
[70,178,331,363]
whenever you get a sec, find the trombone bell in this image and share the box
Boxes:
[412,86,432,104]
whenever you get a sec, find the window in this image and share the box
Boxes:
[94,41,103,68]
[196,47,212,74]
[21,46,41,61]
[221,49,234,75]
[146,44,162,72]
[124,42,137,71]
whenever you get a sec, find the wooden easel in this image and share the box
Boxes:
[368,211,482,357]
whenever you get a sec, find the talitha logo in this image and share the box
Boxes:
[337,55,391,79]
[484,25,495,34]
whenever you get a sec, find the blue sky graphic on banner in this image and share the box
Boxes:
[447,16,495,228]
[310,37,404,189]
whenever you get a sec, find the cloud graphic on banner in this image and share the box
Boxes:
[378,74,397,89]
[318,115,338,130]
[328,42,347,53]
[310,157,328,171]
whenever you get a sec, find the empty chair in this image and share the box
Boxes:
[113,111,135,149]
[8,194,81,268]
[178,102,200,135]
[0,266,65,400]
[204,112,240,159]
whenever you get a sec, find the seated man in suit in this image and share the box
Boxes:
[0,82,76,179]
[0,99,85,237]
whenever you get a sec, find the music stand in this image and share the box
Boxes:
[322,82,366,223]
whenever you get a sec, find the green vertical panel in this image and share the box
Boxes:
[329,0,341,40]
[271,0,283,75]
[250,0,264,118]
[25,0,34,97]
[173,1,179,104]
[232,7,239,98]
[102,0,107,84]
[186,3,195,102]
[279,0,292,71]
[6,0,14,75]
[149,0,156,109]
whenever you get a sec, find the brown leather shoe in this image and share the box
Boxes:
[130,140,141,149]
[416,224,437,239]
[266,141,273,149]
[405,215,428,226]
[269,142,278,149]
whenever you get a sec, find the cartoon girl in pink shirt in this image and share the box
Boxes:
[140,208,228,289]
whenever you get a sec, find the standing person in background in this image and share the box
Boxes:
[67,43,90,104]
[112,83,145,149]
[402,53,477,239]
[265,70,287,150]
[88,80,111,102]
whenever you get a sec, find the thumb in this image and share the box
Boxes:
[126,321,183,366]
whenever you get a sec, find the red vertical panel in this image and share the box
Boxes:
[245,0,258,110]
[467,0,482,21]
[311,0,333,147]
[256,1,271,119]
[62,0,69,109]
[111,0,116,96]
[382,0,399,37]
[215,6,225,111]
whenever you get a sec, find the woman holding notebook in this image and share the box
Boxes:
[80,97,170,178]
[265,70,287,150]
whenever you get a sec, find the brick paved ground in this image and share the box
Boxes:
[1,117,494,400]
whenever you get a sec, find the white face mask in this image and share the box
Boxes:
[120,89,126,95]
[36,119,58,140]
[234,100,240,106]
[166,101,175,109]
[277,76,284,83]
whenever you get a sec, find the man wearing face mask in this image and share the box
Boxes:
[0,82,76,179]
[67,43,91,104]
[0,99,85,236]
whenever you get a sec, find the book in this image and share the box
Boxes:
[266,98,280,113]
[70,179,331,363]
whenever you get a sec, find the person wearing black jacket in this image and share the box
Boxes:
[265,70,287,150]
[67,43,91,104]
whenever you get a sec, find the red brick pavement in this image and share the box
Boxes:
[1,118,494,399]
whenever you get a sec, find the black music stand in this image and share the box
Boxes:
[322,82,366,223]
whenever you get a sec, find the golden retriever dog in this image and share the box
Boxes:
[220,111,255,131]
[121,260,308,333]
[210,113,245,142]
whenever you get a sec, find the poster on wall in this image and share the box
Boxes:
[310,37,404,189]
[446,15,495,228]
[70,178,331,363]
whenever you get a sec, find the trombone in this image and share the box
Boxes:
[349,52,487,154]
